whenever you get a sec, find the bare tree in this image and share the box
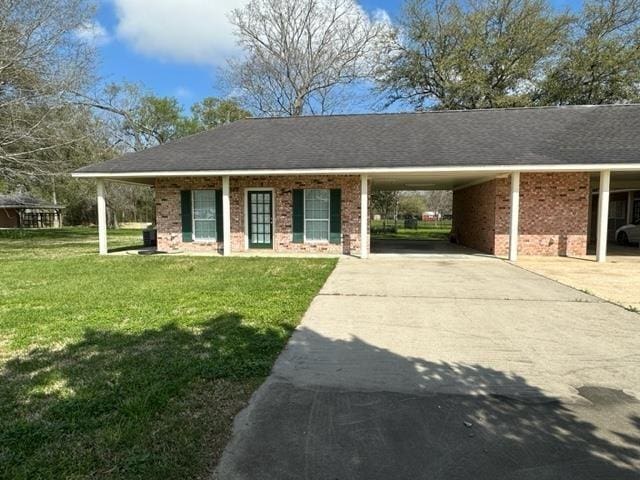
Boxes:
[0,0,96,179]
[226,0,391,116]
[421,190,452,214]
[419,190,452,225]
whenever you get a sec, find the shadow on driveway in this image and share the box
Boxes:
[216,328,640,480]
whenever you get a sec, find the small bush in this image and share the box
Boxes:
[371,225,397,234]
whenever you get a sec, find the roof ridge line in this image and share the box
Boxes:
[245,103,640,120]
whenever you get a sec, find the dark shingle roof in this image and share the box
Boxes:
[0,193,62,209]
[75,104,640,175]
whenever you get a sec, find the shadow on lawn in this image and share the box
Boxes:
[219,328,640,479]
[0,313,286,479]
[2,315,640,479]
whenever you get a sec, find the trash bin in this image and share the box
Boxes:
[142,228,157,247]
[404,218,418,229]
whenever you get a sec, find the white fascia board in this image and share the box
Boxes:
[71,163,640,179]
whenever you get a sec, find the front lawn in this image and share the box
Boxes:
[371,220,452,241]
[0,228,336,479]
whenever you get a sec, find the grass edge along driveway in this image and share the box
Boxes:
[0,228,336,479]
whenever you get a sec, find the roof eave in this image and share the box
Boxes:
[71,163,640,179]
[0,205,64,209]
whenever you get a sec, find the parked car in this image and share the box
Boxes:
[615,220,640,245]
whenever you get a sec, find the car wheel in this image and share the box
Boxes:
[617,231,629,246]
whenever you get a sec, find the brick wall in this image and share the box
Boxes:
[155,177,222,252]
[452,180,498,253]
[453,172,590,257]
[0,208,18,228]
[155,175,361,254]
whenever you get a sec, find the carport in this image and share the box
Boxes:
[369,170,499,256]
[365,165,640,262]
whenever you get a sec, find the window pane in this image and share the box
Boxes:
[193,190,216,220]
[194,220,215,239]
[305,220,329,241]
[305,189,329,220]
[193,190,216,239]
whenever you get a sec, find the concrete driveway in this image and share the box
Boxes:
[216,255,640,479]
[519,245,640,312]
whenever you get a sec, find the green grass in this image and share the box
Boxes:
[0,228,336,479]
[370,220,452,241]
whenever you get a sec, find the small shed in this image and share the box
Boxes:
[0,194,64,228]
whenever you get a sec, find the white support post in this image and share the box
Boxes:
[360,174,369,259]
[508,172,520,262]
[222,176,231,256]
[96,179,107,255]
[596,170,611,263]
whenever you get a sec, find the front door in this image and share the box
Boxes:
[248,191,273,248]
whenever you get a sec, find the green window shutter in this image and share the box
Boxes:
[292,189,304,243]
[180,190,193,242]
[330,188,341,244]
[215,189,223,242]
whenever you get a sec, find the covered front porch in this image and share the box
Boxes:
[89,163,640,263]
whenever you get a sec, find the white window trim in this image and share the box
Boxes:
[303,189,331,244]
[192,189,217,242]
[244,188,276,250]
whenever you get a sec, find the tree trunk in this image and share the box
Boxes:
[292,95,304,116]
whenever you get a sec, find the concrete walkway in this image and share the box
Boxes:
[215,256,640,479]
[519,248,640,312]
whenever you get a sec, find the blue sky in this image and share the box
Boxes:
[91,0,581,113]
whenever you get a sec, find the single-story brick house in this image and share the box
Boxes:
[73,105,640,262]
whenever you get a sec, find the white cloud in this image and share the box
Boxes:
[175,86,193,98]
[75,21,111,46]
[372,8,391,25]
[112,0,249,66]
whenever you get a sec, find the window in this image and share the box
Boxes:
[192,190,216,240]
[304,189,330,241]
[610,200,626,220]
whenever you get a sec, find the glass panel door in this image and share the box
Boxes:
[248,191,273,248]
[608,199,627,240]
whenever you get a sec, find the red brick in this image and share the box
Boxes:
[155,175,362,255]
[453,173,589,256]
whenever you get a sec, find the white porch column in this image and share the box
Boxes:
[96,179,107,255]
[508,172,520,262]
[360,174,368,259]
[596,170,611,263]
[222,176,231,256]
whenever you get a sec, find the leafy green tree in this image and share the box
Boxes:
[377,0,569,109]
[371,191,400,227]
[398,194,427,218]
[133,95,188,144]
[190,97,250,128]
[539,0,640,105]
[84,85,251,150]
[83,83,189,151]
[75,85,250,226]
